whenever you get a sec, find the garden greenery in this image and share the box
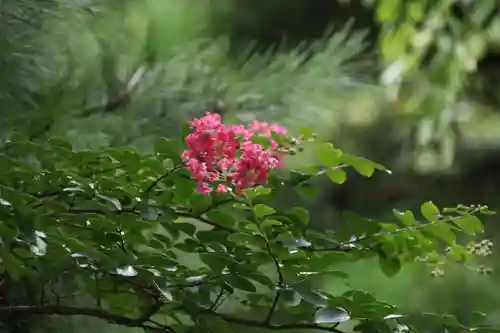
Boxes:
[0,113,495,333]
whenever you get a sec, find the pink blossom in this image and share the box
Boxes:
[182,112,288,195]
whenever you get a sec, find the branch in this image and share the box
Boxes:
[62,207,234,232]
[0,304,345,333]
[265,239,284,323]
[142,166,182,196]
[0,305,165,330]
[200,310,345,333]
[209,288,226,311]
[248,197,284,324]
[309,208,483,253]
[174,211,235,232]
[199,198,236,215]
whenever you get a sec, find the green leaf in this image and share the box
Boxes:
[96,194,122,211]
[469,311,487,327]
[314,308,351,324]
[306,270,349,280]
[393,209,416,226]
[442,314,462,328]
[154,284,173,302]
[0,198,11,207]
[350,290,377,305]
[425,223,456,244]
[246,272,275,289]
[299,289,328,307]
[243,186,272,200]
[316,143,342,166]
[271,131,291,147]
[295,165,323,175]
[295,185,321,199]
[344,211,381,237]
[341,154,385,177]
[251,135,272,148]
[154,137,181,163]
[253,204,276,218]
[378,256,401,277]
[2,253,24,280]
[175,239,201,252]
[376,0,401,22]
[287,207,309,225]
[200,253,231,272]
[453,215,484,235]
[204,316,234,333]
[283,290,302,307]
[171,172,196,199]
[327,169,347,184]
[227,233,266,248]
[180,123,192,140]
[206,210,236,229]
[261,219,282,229]
[189,192,212,213]
[48,137,72,151]
[421,201,440,222]
[299,127,315,140]
[228,276,256,292]
[175,223,197,236]
[309,252,351,270]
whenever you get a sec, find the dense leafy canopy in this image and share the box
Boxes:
[0,119,495,333]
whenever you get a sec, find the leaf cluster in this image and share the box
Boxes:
[0,130,495,333]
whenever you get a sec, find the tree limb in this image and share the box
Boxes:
[0,305,159,328]
[0,304,346,333]
[199,309,346,333]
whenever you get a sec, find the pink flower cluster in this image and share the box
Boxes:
[182,112,288,195]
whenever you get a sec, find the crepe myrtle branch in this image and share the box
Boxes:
[197,308,347,333]
[209,288,226,311]
[264,239,284,323]
[60,206,234,232]
[0,305,170,331]
[307,208,484,253]
[142,165,183,197]
[0,304,347,333]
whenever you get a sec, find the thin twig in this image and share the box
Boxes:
[309,209,483,253]
[143,166,182,196]
[55,206,234,232]
[246,196,284,324]
[209,288,226,311]
[265,239,284,323]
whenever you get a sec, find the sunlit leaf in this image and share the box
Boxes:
[341,154,386,177]
[316,143,342,167]
[97,194,122,211]
[327,169,347,184]
[314,308,351,324]
[421,201,439,222]
[392,209,416,226]
[261,219,282,229]
[452,215,484,235]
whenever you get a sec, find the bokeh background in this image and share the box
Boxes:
[2,0,500,332]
